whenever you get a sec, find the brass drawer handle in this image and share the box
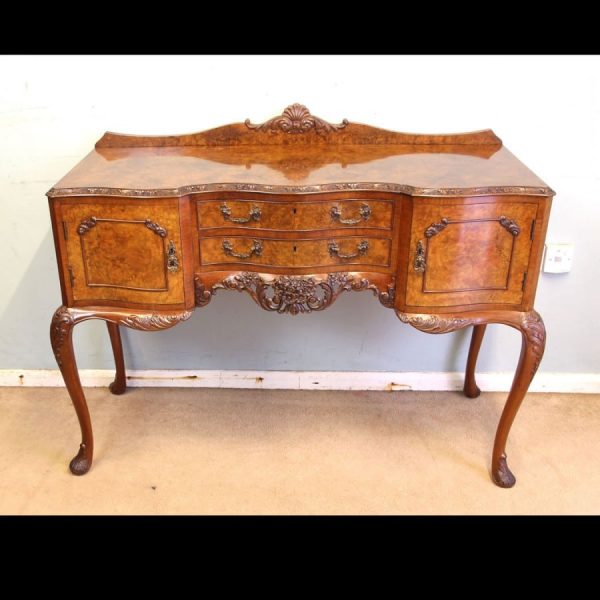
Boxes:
[167,240,180,273]
[220,203,261,224]
[414,240,426,272]
[328,239,369,259]
[330,203,371,225]
[222,239,263,259]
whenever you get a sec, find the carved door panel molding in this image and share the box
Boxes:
[406,201,538,308]
[59,199,185,306]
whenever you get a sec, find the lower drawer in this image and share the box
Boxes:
[200,235,391,268]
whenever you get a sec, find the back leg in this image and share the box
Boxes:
[464,324,486,398]
[106,322,127,395]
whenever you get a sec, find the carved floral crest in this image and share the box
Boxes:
[245,103,349,135]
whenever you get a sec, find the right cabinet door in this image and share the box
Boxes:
[406,200,538,308]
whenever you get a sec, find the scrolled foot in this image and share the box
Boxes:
[108,379,126,395]
[492,454,516,488]
[69,443,92,476]
[463,383,481,398]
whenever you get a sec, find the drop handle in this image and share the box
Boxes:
[330,203,371,225]
[414,240,426,272]
[328,240,369,259]
[222,239,263,259]
[220,203,261,224]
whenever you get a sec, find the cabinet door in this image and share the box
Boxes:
[406,201,538,308]
[60,199,185,306]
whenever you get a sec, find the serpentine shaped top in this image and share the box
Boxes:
[48,104,554,198]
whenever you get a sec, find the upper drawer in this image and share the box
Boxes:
[197,199,393,231]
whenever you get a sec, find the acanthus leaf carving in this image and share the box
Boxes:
[326,272,377,294]
[520,310,545,377]
[394,310,545,379]
[50,307,193,367]
[396,312,471,334]
[120,311,192,331]
[213,273,331,315]
[194,276,213,307]
[204,272,395,315]
[50,306,75,367]
[245,103,349,135]
[378,282,396,308]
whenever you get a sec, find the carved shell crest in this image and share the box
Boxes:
[245,103,348,134]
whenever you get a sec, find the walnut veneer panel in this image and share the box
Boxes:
[406,200,538,307]
[50,145,552,197]
[60,199,184,305]
[50,108,552,198]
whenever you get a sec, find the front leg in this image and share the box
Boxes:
[51,306,193,475]
[50,307,93,475]
[396,309,546,488]
[491,311,545,487]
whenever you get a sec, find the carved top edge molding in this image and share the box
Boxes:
[47,182,555,199]
[244,103,349,134]
[94,104,503,148]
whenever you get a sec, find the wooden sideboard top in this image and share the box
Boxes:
[48,104,553,198]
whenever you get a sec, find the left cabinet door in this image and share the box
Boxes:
[58,198,185,306]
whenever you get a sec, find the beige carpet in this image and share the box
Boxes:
[0,386,598,515]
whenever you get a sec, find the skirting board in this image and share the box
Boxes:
[1,369,599,393]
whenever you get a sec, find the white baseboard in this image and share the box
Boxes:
[1,369,599,393]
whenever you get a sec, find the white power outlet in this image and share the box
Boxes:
[543,243,574,273]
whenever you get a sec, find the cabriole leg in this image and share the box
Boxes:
[106,322,126,395]
[50,306,192,475]
[50,306,93,475]
[396,309,546,488]
[491,311,546,488]
[464,324,487,398]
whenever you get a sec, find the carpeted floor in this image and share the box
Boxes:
[0,386,598,514]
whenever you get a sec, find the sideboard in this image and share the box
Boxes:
[48,104,553,487]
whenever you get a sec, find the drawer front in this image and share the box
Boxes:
[406,201,538,307]
[200,235,391,268]
[60,199,185,305]
[197,199,393,231]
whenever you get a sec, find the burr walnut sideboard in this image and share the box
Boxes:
[48,104,553,487]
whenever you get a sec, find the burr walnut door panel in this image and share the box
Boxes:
[406,201,538,308]
[60,199,185,305]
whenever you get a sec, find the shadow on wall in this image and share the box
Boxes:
[0,227,116,370]
[0,225,477,373]
[122,291,475,373]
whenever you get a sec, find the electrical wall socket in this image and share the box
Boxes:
[543,243,574,273]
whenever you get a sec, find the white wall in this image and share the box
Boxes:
[1,55,599,374]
